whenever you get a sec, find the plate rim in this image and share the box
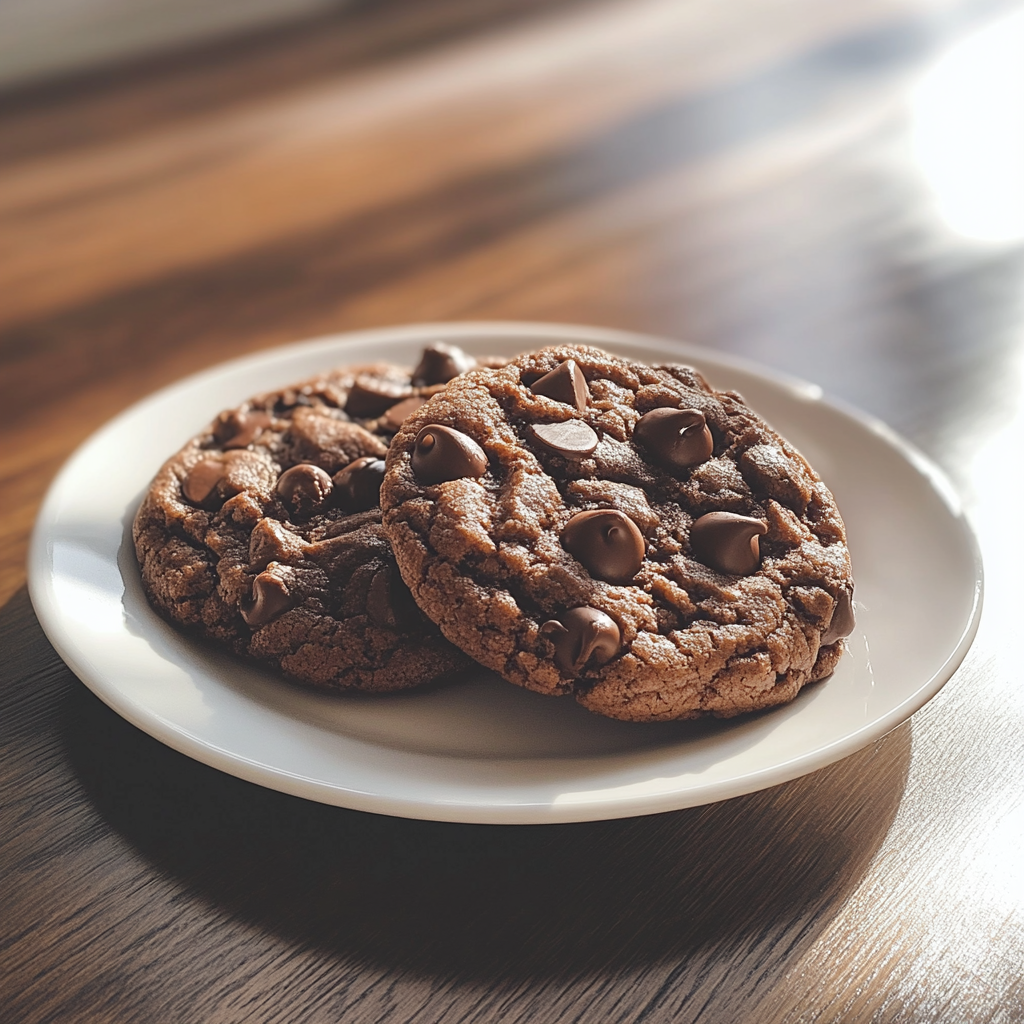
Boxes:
[27,320,985,823]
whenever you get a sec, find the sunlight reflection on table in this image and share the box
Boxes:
[912,9,1024,244]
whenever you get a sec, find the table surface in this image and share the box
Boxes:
[2,1,1023,1020]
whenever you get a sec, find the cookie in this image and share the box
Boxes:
[133,343,499,692]
[380,345,855,720]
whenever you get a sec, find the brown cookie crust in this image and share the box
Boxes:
[133,356,487,692]
[381,345,854,720]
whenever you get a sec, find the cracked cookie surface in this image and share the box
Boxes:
[133,345,496,691]
[381,345,855,720]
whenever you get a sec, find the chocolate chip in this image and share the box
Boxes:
[182,458,228,504]
[383,395,427,430]
[821,586,856,645]
[333,456,386,512]
[411,424,488,484]
[344,376,410,418]
[411,343,475,386]
[240,569,293,627]
[562,509,645,584]
[540,607,621,675]
[276,463,334,518]
[529,359,590,412]
[215,409,272,449]
[690,512,767,575]
[634,408,713,470]
[530,420,599,458]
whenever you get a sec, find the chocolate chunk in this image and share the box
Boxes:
[240,569,293,627]
[248,518,307,571]
[276,463,333,518]
[530,420,599,458]
[821,586,856,645]
[411,343,475,387]
[366,564,419,630]
[383,395,427,430]
[344,376,410,418]
[540,607,621,675]
[284,406,388,474]
[273,388,314,414]
[411,424,488,484]
[215,409,272,449]
[181,450,262,507]
[562,509,645,584]
[334,456,386,512]
[634,408,713,470]
[183,458,224,503]
[530,359,590,412]
[690,512,767,575]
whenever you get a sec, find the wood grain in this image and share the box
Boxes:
[2,0,1024,1019]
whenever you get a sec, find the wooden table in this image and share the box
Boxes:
[3,1,1023,1019]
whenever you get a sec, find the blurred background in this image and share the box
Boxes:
[1,0,1023,598]
[0,0,351,89]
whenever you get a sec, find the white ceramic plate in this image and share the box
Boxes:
[28,322,983,824]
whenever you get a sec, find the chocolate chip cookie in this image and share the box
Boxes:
[133,343,496,692]
[380,345,855,720]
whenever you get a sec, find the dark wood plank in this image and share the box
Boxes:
[0,0,601,165]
